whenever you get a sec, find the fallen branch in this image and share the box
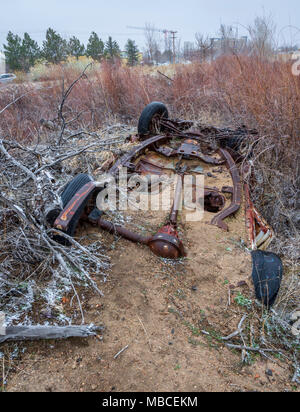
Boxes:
[221,314,247,341]
[225,343,283,354]
[0,324,103,343]
[114,345,129,359]
[0,140,37,183]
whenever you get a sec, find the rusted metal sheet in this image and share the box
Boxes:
[154,139,224,165]
[135,158,167,176]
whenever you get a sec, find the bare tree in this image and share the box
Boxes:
[144,23,161,64]
[195,33,212,61]
[219,24,238,55]
[247,15,277,58]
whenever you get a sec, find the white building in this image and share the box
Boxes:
[0,52,6,74]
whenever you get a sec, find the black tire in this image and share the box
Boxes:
[251,250,283,307]
[61,173,94,238]
[137,102,168,136]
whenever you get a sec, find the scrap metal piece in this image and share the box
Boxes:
[192,185,226,213]
[158,118,194,134]
[169,168,186,225]
[251,250,283,307]
[244,183,273,250]
[147,226,186,259]
[135,158,167,176]
[204,190,226,213]
[89,214,185,260]
[154,139,224,165]
[93,217,149,245]
[210,148,242,231]
[109,135,168,176]
[149,168,186,259]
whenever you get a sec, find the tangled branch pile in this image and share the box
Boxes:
[0,126,133,325]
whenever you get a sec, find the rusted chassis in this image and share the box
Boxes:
[53,115,268,258]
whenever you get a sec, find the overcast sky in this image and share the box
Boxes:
[1,0,300,51]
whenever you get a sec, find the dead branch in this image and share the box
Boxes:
[0,108,131,326]
[0,140,37,183]
[0,324,104,343]
[58,63,92,145]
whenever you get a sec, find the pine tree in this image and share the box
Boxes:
[86,32,104,62]
[42,28,68,64]
[3,31,23,71]
[104,36,121,60]
[125,39,139,66]
[21,33,40,72]
[68,36,85,60]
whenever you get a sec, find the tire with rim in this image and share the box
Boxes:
[60,173,94,238]
[137,102,168,136]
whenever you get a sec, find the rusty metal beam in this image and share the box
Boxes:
[210,148,242,231]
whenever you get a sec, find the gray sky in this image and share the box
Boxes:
[0,0,300,51]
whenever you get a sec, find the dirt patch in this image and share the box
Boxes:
[3,159,296,393]
[4,238,293,392]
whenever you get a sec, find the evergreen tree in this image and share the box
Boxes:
[42,28,68,64]
[86,32,104,61]
[21,32,40,72]
[104,36,121,60]
[3,31,23,71]
[68,36,85,60]
[125,39,139,66]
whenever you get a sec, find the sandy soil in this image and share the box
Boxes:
[3,156,296,393]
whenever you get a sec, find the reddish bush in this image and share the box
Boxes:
[0,57,299,170]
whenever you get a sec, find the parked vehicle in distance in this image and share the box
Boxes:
[0,73,16,84]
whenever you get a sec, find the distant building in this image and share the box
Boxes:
[210,36,248,58]
[0,52,6,74]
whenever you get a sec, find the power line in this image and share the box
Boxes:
[126,25,178,63]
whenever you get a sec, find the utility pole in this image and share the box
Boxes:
[127,26,178,64]
[171,31,178,64]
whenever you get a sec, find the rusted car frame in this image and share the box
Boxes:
[53,104,272,259]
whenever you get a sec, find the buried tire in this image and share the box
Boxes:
[251,250,283,307]
[137,102,169,136]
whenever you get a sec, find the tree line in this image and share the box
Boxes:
[3,28,140,71]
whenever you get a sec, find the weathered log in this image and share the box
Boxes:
[0,324,104,343]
